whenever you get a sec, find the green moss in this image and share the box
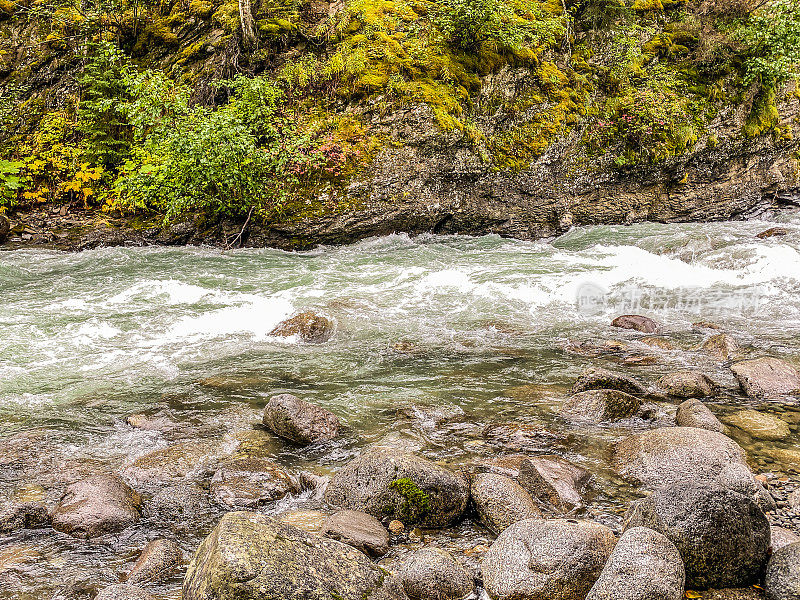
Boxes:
[389,478,430,523]
[743,85,779,138]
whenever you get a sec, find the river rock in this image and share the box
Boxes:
[126,538,183,585]
[210,456,298,509]
[612,314,659,333]
[482,518,616,600]
[95,584,157,600]
[560,389,642,423]
[278,509,329,534]
[613,426,748,489]
[757,227,789,239]
[772,527,800,552]
[640,336,676,350]
[658,371,718,398]
[724,409,791,440]
[702,333,740,360]
[470,473,541,534]
[730,358,800,399]
[624,480,770,589]
[322,510,389,557]
[0,501,51,532]
[52,474,142,539]
[675,399,725,432]
[149,483,212,522]
[477,454,591,511]
[766,542,800,600]
[269,311,334,343]
[182,511,405,600]
[262,394,340,445]
[324,448,469,527]
[571,366,648,396]
[481,422,568,453]
[586,526,685,600]
[122,442,216,484]
[399,548,475,600]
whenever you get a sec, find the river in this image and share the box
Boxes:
[2,213,800,598]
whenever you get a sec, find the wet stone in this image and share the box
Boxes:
[611,314,659,333]
[322,510,390,557]
[126,538,183,585]
[724,410,791,440]
[209,456,298,509]
[658,370,718,398]
[398,548,475,600]
[269,311,334,343]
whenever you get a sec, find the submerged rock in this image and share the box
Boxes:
[269,311,334,343]
[481,422,568,453]
[611,314,659,333]
[482,518,616,600]
[571,366,648,396]
[322,510,389,557]
[262,393,340,445]
[470,473,541,535]
[765,542,800,600]
[724,409,791,440]
[560,389,642,423]
[757,227,789,239]
[399,548,474,600]
[0,501,51,532]
[701,333,740,361]
[148,483,213,523]
[122,442,216,484]
[52,474,142,539]
[127,538,182,585]
[324,448,469,527]
[730,357,800,399]
[624,480,770,589]
[675,399,725,432]
[210,456,298,509]
[586,526,685,600]
[95,584,157,600]
[182,512,405,600]
[658,371,718,398]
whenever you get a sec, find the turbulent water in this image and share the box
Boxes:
[2,212,800,598]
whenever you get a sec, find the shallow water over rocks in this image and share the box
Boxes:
[2,214,800,598]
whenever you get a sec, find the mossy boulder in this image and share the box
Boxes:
[560,389,643,423]
[183,511,406,600]
[324,448,469,527]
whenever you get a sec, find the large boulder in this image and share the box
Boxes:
[476,454,591,511]
[586,527,684,600]
[730,358,800,399]
[126,538,183,585]
[482,518,616,600]
[52,474,142,539]
[324,449,469,527]
[658,371,717,398]
[624,480,770,589]
[399,548,475,600]
[724,409,791,440]
[675,399,725,432]
[262,394,340,445]
[560,389,642,423]
[322,510,389,557]
[269,311,334,343]
[611,315,659,333]
[765,542,800,600]
[183,512,406,600]
[571,366,648,396]
[470,473,541,535]
[210,456,298,509]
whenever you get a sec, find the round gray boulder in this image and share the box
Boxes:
[52,474,142,539]
[482,518,616,600]
[624,480,770,589]
[183,511,406,600]
[765,541,800,600]
[470,473,541,535]
[586,526,684,600]
[262,394,340,445]
[399,548,475,600]
[322,510,389,557]
[675,399,724,432]
[658,371,717,398]
[324,448,469,527]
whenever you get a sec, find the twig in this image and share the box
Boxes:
[226,206,253,249]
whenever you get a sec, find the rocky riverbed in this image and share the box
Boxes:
[1,221,800,599]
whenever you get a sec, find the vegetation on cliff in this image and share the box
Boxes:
[0,0,798,224]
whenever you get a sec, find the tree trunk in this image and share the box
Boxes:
[239,0,257,49]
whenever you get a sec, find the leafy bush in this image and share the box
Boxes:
[737,0,800,84]
[0,160,24,210]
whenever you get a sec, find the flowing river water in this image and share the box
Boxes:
[2,212,800,599]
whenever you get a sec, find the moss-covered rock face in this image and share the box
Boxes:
[182,511,407,600]
[324,448,469,527]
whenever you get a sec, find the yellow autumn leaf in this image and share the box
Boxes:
[685,592,702,599]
